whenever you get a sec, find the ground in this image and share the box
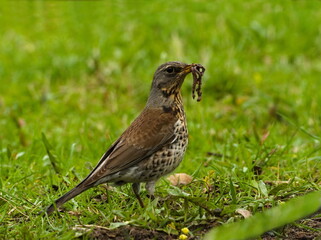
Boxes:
[1,1,321,239]
[75,215,321,239]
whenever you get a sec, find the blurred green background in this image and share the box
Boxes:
[1,0,321,238]
[1,0,320,173]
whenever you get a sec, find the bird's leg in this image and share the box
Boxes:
[145,180,156,200]
[132,183,144,208]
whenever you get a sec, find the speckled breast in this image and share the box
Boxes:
[137,117,188,181]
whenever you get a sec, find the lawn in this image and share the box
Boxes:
[1,0,321,239]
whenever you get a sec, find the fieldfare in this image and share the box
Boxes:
[46,61,205,214]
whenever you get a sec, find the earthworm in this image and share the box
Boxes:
[191,64,205,102]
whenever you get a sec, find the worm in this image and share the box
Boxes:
[191,64,205,102]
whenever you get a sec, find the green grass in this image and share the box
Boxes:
[204,191,321,240]
[1,0,321,239]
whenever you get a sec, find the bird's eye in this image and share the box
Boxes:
[166,67,174,73]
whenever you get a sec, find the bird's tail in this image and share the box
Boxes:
[45,183,92,215]
[44,142,117,215]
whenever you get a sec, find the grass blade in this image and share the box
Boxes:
[229,178,237,204]
[204,191,321,240]
[42,132,60,174]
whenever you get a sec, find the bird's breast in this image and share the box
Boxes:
[139,117,188,178]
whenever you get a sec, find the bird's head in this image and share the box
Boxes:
[149,61,205,106]
[152,62,191,94]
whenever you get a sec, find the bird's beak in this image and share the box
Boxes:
[180,64,193,76]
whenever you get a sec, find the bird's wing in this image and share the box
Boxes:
[81,107,178,187]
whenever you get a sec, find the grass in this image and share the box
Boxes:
[204,191,321,240]
[1,0,321,239]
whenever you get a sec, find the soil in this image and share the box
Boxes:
[90,226,173,240]
[87,217,321,240]
[262,216,321,240]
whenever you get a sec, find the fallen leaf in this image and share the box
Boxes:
[236,208,252,218]
[167,173,193,186]
[68,211,81,216]
[264,180,290,185]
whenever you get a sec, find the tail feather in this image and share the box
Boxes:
[44,136,125,215]
[46,183,92,215]
[45,142,118,215]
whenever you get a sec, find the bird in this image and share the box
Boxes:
[45,61,205,215]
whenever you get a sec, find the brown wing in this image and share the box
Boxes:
[81,107,178,187]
